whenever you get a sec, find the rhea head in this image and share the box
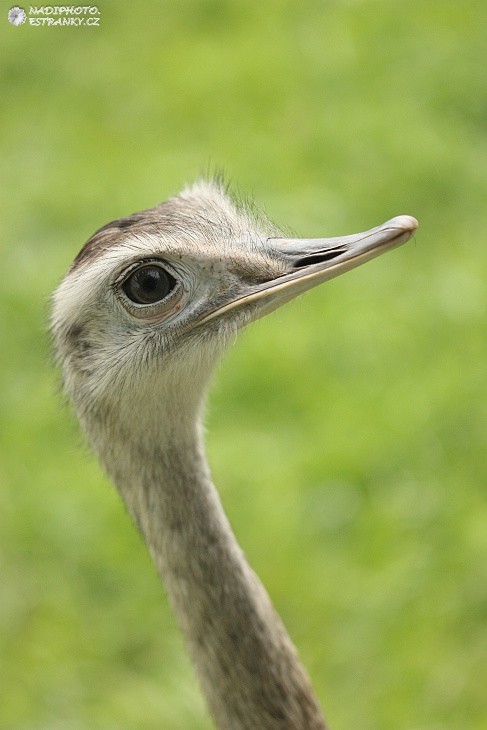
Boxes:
[51,179,417,466]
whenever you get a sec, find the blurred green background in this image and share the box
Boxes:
[1,1,486,728]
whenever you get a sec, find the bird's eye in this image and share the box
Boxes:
[122,265,176,305]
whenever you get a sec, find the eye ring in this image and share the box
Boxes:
[121,263,177,305]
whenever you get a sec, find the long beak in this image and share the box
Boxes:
[201,215,418,323]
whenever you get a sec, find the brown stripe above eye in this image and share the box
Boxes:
[70,215,150,271]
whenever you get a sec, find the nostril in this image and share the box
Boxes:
[293,248,346,268]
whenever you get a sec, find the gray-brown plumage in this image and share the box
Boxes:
[51,180,418,730]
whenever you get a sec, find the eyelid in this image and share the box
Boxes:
[113,257,176,288]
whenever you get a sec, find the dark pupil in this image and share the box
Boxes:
[123,266,175,305]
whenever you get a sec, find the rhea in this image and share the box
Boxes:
[51,180,418,730]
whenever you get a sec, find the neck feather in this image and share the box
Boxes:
[88,397,328,730]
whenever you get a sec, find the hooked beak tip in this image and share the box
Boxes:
[389,215,419,235]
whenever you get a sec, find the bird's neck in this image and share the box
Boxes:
[93,402,328,730]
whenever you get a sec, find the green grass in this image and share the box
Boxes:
[1,1,486,728]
